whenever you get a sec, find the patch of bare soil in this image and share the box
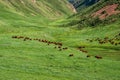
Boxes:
[92,4,120,19]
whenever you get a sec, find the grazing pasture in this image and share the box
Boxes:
[0,23,120,80]
[0,0,120,80]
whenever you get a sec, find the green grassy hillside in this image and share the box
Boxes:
[0,0,76,34]
[58,0,120,28]
[0,0,75,18]
[0,0,75,27]
[0,0,120,80]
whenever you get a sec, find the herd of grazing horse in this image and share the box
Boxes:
[12,35,68,51]
[86,33,120,45]
[12,34,120,60]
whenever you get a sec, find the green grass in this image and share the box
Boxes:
[0,0,120,80]
[0,23,120,80]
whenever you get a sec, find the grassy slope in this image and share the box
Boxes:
[0,0,120,80]
[0,0,74,18]
[0,0,74,27]
[56,0,120,28]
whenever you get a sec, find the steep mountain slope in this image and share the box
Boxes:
[60,0,120,28]
[0,0,75,21]
[68,0,99,11]
[0,0,76,34]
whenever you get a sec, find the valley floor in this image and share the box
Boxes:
[0,22,120,80]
